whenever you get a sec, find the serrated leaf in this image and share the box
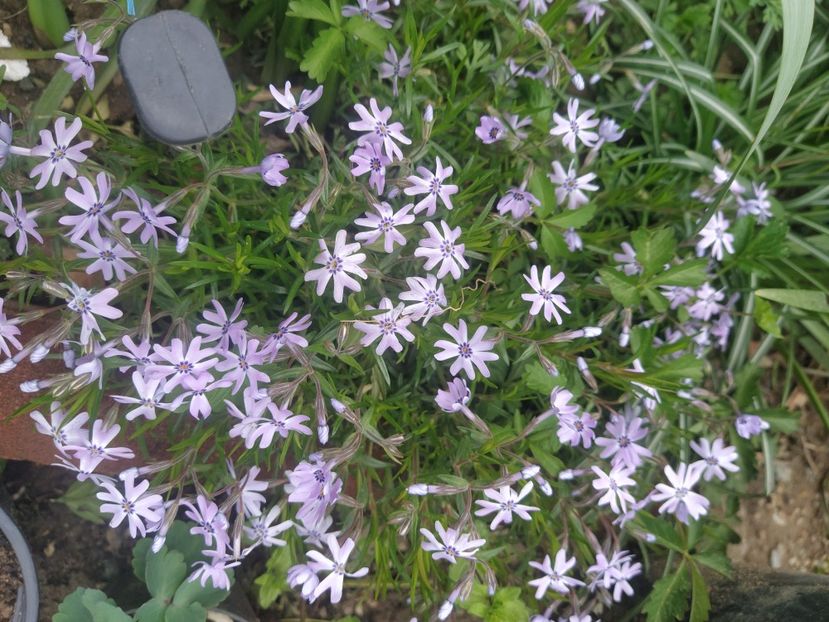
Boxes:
[644,286,669,313]
[649,259,708,287]
[689,562,710,622]
[631,512,686,552]
[300,27,345,82]
[287,0,339,26]
[599,268,641,307]
[524,361,557,395]
[693,550,732,577]
[755,288,829,313]
[146,548,187,600]
[344,17,388,52]
[546,204,597,228]
[632,228,675,276]
[642,561,691,622]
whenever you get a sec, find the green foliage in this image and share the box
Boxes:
[459,584,531,622]
[643,561,691,622]
[26,0,70,47]
[254,545,294,608]
[57,480,107,525]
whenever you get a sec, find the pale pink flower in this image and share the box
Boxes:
[66,419,135,474]
[354,297,415,355]
[595,415,652,471]
[414,220,469,280]
[557,411,597,448]
[377,44,411,96]
[30,402,88,449]
[146,337,218,392]
[75,232,136,282]
[305,230,367,303]
[434,320,499,379]
[182,495,230,549]
[180,373,232,419]
[216,335,270,394]
[265,312,311,357]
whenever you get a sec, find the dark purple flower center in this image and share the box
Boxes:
[327,256,343,273]
[488,127,500,139]
[176,360,193,374]
[618,435,630,448]
[369,157,383,172]
[379,217,394,232]
[439,240,455,257]
[428,177,442,195]
[313,468,326,483]
[458,342,472,358]
[50,145,67,163]
[379,318,396,335]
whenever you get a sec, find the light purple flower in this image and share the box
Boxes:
[240,466,269,517]
[29,116,93,189]
[550,98,599,153]
[577,0,608,24]
[75,232,136,282]
[690,437,739,481]
[260,81,323,133]
[651,463,709,524]
[434,320,499,380]
[60,173,118,242]
[414,220,469,280]
[105,335,155,372]
[475,115,505,144]
[548,160,599,210]
[304,230,367,303]
[613,242,642,276]
[474,483,539,529]
[557,411,597,448]
[146,337,218,392]
[97,472,162,538]
[564,227,583,252]
[180,373,232,419]
[196,299,248,352]
[398,274,447,324]
[522,266,571,324]
[420,521,486,563]
[528,550,584,598]
[497,182,540,219]
[711,165,745,196]
[216,335,270,394]
[354,297,415,355]
[595,415,652,471]
[112,371,180,421]
[435,377,470,412]
[591,465,636,514]
[378,44,411,96]
[341,0,393,29]
[66,419,135,474]
[189,550,240,590]
[265,312,312,356]
[611,560,642,601]
[286,458,343,526]
[0,189,42,255]
[183,495,231,549]
[113,187,177,246]
[65,282,123,344]
[735,414,769,439]
[354,201,414,252]
[737,182,772,224]
[688,282,724,321]
[307,535,370,604]
[349,98,411,161]
[259,153,289,187]
[596,117,625,147]
[295,515,339,549]
[404,157,459,216]
[244,506,293,554]
[696,211,734,262]
[506,113,533,141]
[349,142,391,194]
[517,0,553,15]
[55,32,108,89]
[30,402,88,449]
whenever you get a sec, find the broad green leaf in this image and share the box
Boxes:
[642,561,691,622]
[58,480,106,524]
[689,562,711,622]
[164,603,207,622]
[599,268,641,307]
[173,574,232,609]
[255,546,293,608]
[644,286,669,313]
[27,0,70,47]
[91,602,133,622]
[300,28,346,82]
[287,0,340,26]
[54,588,113,622]
[524,361,557,395]
[755,288,829,313]
[632,228,676,276]
[649,259,708,287]
[344,17,388,52]
[753,297,782,337]
[135,597,167,622]
[546,204,597,228]
[146,548,187,600]
[528,170,557,218]
[164,521,209,569]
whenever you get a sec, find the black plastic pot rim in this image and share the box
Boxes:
[0,505,38,622]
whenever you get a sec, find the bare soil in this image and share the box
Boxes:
[0,533,22,621]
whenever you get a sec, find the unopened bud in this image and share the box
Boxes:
[63,28,79,42]
[534,475,553,496]
[408,483,430,496]
[175,234,189,254]
[571,72,585,91]
[30,344,50,363]
[290,210,307,229]
[642,39,654,50]
[583,326,602,338]
[589,73,602,85]
[20,380,40,393]
[423,104,434,123]
[317,424,329,445]
[330,398,346,414]
[521,464,540,479]
[559,469,577,480]
[0,358,17,373]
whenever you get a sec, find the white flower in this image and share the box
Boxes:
[590,465,636,514]
[96,472,163,538]
[690,437,739,481]
[354,201,414,253]
[398,274,447,324]
[548,160,598,210]
[307,535,370,604]
[348,98,411,161]
[651,463,710,524]
[414,220,469,280]
[434,320,500,380]
[528,550,584,598]
[304,230,368,303]
[550,98,599,153]
[260,81,323,133]
[522,265,571,324]
[404,156,459,217]
[696,211,734,261]
[420,521,485,563]
[354,297,415,355]
[474,483,539,529]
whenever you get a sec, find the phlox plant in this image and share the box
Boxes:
[0,1,819,621]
